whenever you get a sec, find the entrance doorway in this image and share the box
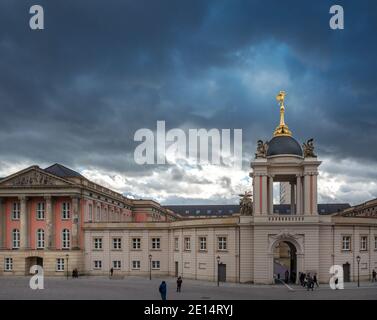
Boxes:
[218,263,226,282]
[175,262,179,277]
[25,257,43,275]
[343,263,350,282]
[273,241,297,284]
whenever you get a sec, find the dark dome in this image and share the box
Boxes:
[266,136,303,157]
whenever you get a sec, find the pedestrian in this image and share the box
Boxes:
[177,276,182,292]
[110,267,114,277]
[159,281,167,300]
[285,270,289,283]
[335,277,339,289]
[313,274,319,287]
[372,269,376,282]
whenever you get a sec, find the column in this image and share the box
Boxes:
[252,174,260,215]
[45,196,54,249]
[19,196,28,249]
[312,173,318,215]
[290,182,295,215]
[268,176,274,214]
[261,175,268,215]
[303,174,311,215]
[71,196,80,249]
[296,175,302,215]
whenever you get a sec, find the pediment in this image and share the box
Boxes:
[0,167,73,187]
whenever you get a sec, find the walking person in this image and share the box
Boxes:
[159,281,167,300]
[285,270,289,283]
[313,273,319,287]
[110,267,114,278]
[176,276,182,292]
[372,269,376,282]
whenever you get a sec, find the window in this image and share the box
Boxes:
[132,260,140,270]
[113,260,121,269]
[12,229,20,249]
[62,229,70,249]
[360,236,368,251]
[96,206,101,221]
[62,202,70,219]
[184,237,191,251]
[132,238,141,249]
[36,202,45,220]
[152,261,160,270]
[94,260,102,269]
[12,202,20,220]
[112,238,122,250]
[88,204,93,222]
[199,237,207,251]
[56,258,65,271]
[37,229,45,249]
[151,238,160,249]
[218,237,227,251]
[93,238,103,250]
[174,237,179,251]
[4,258,13,271]
[342,236,351,251]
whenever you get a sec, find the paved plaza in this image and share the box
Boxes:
[0,276,376,300]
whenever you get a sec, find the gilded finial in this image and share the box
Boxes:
[273,90,292,137]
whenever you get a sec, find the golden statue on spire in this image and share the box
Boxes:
[273,90,292,137]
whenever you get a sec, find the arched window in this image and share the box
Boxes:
[12,229,20,249]
[62,229,70,249]
[37,229,45,249]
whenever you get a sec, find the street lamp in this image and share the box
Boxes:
[356,255,361,287]
[149,254,152,280]
[216,256,221,287]
[66,254,69,280]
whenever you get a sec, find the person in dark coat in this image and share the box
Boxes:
[372,269,376,282]
[159,281,167,300]
[177,276,182,292]
[313,274,319,287]
[285,270,289,283]
[110,267,114,277]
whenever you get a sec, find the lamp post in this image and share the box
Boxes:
[356,255,361,287]
[66,254,69,280]
[216,256,221,287]
[149,254,152,280]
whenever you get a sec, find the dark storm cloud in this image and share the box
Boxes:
[0,0,376,203]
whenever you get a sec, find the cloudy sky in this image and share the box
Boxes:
[0,0,376,205]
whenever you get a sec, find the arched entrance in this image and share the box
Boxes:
[25,256,43,275]
[273,241,297,284]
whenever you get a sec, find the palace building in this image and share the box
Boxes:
[0,92,377,284]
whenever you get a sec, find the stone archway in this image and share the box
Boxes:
[25,256,43,275]
[273,241,297,284]
[267,232,304,284]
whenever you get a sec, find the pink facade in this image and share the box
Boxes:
[54,197,73,250]
[29,197,46,249]
[5,198,20,249]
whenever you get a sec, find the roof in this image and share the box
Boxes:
[164,203,351,217]
[266,136,303,157]
[43,163,84,178]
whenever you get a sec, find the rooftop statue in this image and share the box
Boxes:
[239,191,253,216]
[255,140,269,158]
[303,138,317,157]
